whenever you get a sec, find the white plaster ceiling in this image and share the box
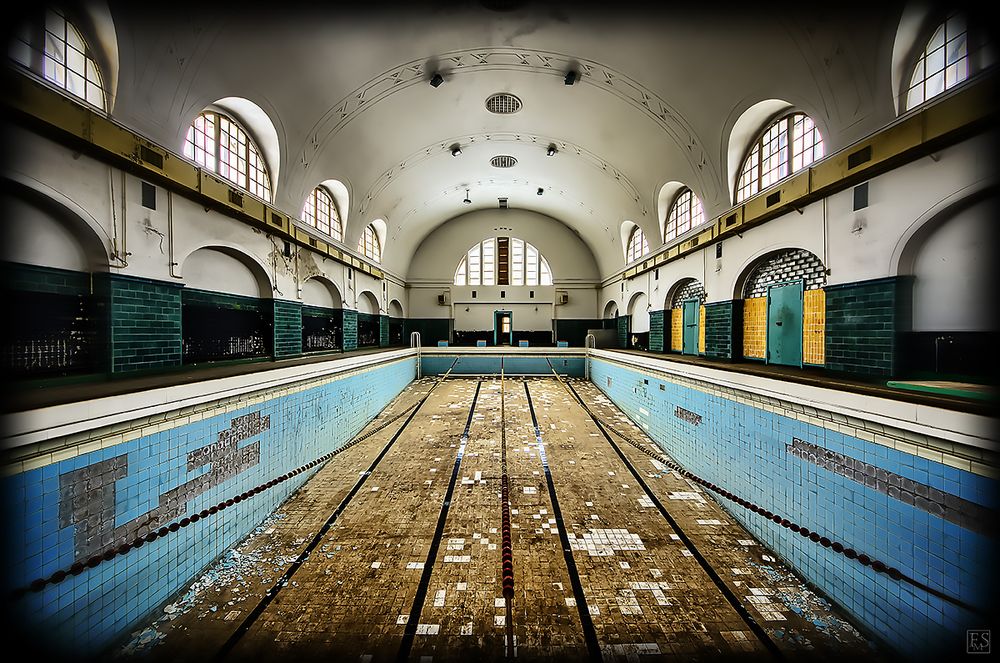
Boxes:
[106,1,906,279]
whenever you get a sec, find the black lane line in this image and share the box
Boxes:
[559,376,784,661]
[523,380,603,663]
[396,380,483,662]
[216,364,457,661]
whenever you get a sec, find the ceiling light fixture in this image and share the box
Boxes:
[564,70,578,85]
[546,145,557,156]
[430,72,444,87]
[537,187,544,195]
[463,189,471,205]
[451,145,462,157]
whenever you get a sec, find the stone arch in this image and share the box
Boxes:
[301,275,343,309]
[180,245,272,298]
[734,248,826,300]
[665,278,707,309]
[893,188,998,331]
[1,178,109,272]
[627,291,649,333]
[357,290,380,314]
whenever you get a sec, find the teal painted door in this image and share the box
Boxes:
[767,282,803,366]
[682,299,699,355]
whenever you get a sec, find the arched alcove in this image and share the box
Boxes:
[388,299,404,318]
[628,292,649,333]
[735,248,825,299]
[603,300,619,319]
[181,246,272,298]
[665,278,707,309]
[1,185,109,272]
[302,276,343,309]
[357,290,380,315]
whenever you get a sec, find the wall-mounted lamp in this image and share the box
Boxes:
[536,187,544,196]
[430,72,444,87]
[564,70,578,85]
[463,189,472,205]
[546,145,557,156]
[450,144,462,157]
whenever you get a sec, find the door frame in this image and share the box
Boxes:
[765,280,804,368]
[493,310,513,346]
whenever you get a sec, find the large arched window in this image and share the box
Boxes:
[302,186,343,241]
[454,237,553,286]
[183,111,272,203]
[359,224,381,262]
[904,12,994,111]
[664,188,706,243]
[625,227,649,263]
[8,8,106,110]
[735,113,824,203]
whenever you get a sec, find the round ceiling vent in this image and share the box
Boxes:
[490,155,518,168]
[485,93,522,114]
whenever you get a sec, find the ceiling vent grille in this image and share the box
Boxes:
[485,93,522,114]
[490,155,518,168]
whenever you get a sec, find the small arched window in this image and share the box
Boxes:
[302,186,343,242]
[664,189,706,243]
[359,225,381,262]
[8,8,106,110]
[184,111,272,203]
[904,12,994,110]
[454,237,552,286]
[625,227,649,263]
[735,113,824,203]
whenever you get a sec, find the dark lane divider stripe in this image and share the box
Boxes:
[558,376,784,661]
[396,380,483,662]
[523,380,603,663]
[216,361,458,661]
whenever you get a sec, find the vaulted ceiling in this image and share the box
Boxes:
[102,1,908,278]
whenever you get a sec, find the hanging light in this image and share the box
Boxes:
[463,189,471,205]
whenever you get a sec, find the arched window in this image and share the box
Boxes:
[735,113,824,203]
[904,12,994,111]
[625,227,649,263]
[302,186,343,241]
[454,237,553,286]
[359,225,381,262]
[8,8,106,110]
[664,188,706,243]
[183,111,272,203]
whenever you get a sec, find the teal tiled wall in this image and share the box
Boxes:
[273,300,303,358]
[104,274,183,373]
[648,310,664,353]
[825,276,913,376]
[342,309,358,351]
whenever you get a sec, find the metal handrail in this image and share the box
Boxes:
[410,332,422,379]
[584,333,596,379]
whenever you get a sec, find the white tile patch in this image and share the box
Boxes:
[569,529,646,556]
[444,555,471,563]
[433,590,446,607]
[696,519,722,525]
[406,562,425,570]
[370,561,382,569]
[637,496,655,508]
[415,624,440,635]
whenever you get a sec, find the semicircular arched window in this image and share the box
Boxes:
[454,237,553,286]
[904,12,995,111]
[735,113,824,204]
[302,186,343,242]
[664,188,706,243]
[8,8,106,110]
[359,224,381,262]
[625,227,649,264]
[183,110,272,203]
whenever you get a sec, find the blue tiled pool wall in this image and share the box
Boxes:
[420,354,585,376]
[1,357,416,656]
[589,357,997,659]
